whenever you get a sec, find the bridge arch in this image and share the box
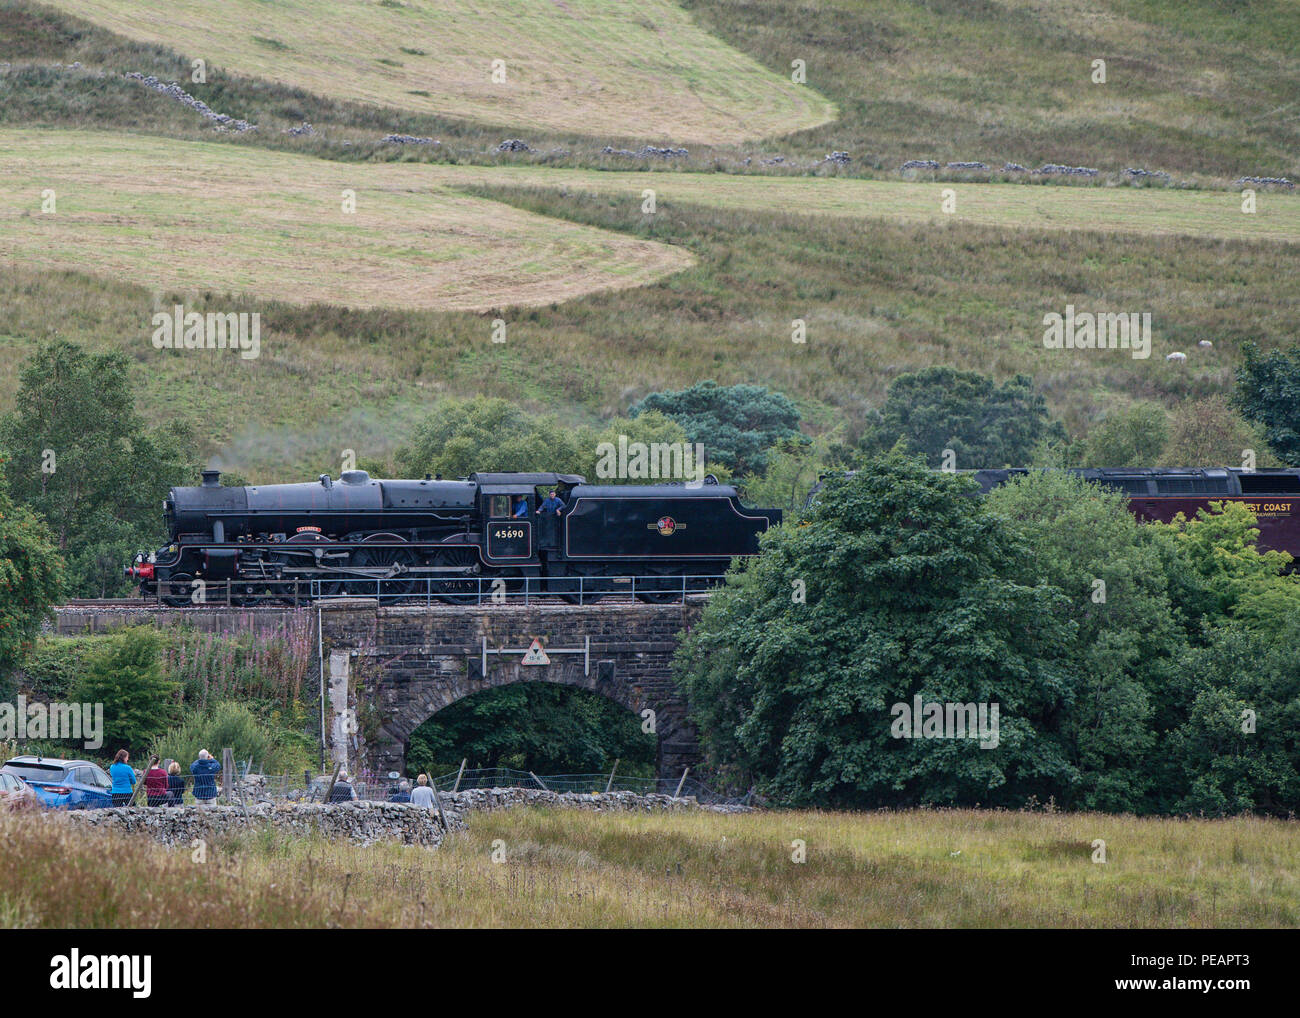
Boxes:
[318,601,702,781]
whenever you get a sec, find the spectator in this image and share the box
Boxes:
[167,761,185,806]
[144,757,169,807]
[329,770,356,803]
[410,773,436,809]
[388,780,412,804]
[191,749,221,805]
[109,749,136,807]
[539,489,565,515]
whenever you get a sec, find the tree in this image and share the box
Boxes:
[1159,500,1300,636]
[0,341,198,596]
[1078,402,1169,467]
[73,628,178,754]
[674,452,1075,808]
[394,396,589,479]
[630,380,801,475]
[1235,342,1300,465]
[0,457,64,677]
[862,368,1063,470]
[985,472,1187,811]
[737,433,833,512]
[1165,622,1300,816]
[1162,394,1274,467]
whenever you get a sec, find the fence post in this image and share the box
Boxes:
[428,774,450,831]
[452,758,467,793]
[320,762,342,804]
[673,767,690,799]
[221,748,236,804]
[530,771,550,792]
[605,759,619,794]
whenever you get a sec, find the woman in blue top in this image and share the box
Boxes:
[109,749,136,807]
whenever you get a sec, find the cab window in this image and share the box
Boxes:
[490,495,513,518]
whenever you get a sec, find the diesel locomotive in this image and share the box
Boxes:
[125,470,782,605]
[810,466,1300,559]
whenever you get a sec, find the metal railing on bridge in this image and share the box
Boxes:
[147,574,726,607]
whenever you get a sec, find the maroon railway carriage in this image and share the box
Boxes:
[969,467,1300,558]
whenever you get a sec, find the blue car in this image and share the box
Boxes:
[1,756,115,809]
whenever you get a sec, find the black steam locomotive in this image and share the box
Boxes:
[126,470,781,605]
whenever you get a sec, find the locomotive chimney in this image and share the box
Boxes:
[201,470,221,488]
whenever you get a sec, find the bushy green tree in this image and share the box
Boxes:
[861,368,1063,470]
[73,628,178,755]
[0,457,64,677]
[630,380,801,475]
[986,472,1186,810]
[1235,342,1300,465]
[395,396,588,479]
[0,341,198,596]
[1165,623,1300,816]
[1078,402,1169,467]
[675,453,1075,807]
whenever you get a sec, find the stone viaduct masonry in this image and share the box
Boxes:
[53,601,705,780]
[320,601,704,780]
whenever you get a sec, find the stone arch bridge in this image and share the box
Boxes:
[54,601,705,779]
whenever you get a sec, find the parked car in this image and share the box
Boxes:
[0,757,114,810]
[0,771,39,811]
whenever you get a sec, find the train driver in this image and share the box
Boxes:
[539,489,565,515]
[512,495,530,518]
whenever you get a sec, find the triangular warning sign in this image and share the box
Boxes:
[520,638,550,665]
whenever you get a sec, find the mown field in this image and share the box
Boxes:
[42,0,834,144]
[0,129,694,311]
[3,0,1294,179]
[3,807,1296,927]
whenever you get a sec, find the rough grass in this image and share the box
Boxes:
[684,0,1300,179]
[1,169,1296,478]
[42,0,834,145]
[2,807,1296,927]
[3,1,1294,182]
[0,129,694,311]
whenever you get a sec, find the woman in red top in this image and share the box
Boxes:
[144,758,169,807]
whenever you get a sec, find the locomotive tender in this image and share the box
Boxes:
[125,470,781,605]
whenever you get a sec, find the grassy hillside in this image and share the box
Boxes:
[684,0,1300,178]
[0,129,693,311]
[43,0,834,145]
[4,807,1297,927]
[3,1,1295,180]
[3,168,1296,478]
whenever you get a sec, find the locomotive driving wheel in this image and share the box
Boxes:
[350,533,419,602]
[431,545,481,604]
[271,532,342,602]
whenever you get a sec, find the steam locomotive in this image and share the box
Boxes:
[125,470,781,605]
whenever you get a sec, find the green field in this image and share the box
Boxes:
[4,807,1297,927]
[0,129,694,310]
[2,132,1297,477]
[45,0,834,144]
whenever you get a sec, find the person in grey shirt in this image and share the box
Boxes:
[410,773,436,808]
